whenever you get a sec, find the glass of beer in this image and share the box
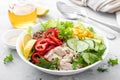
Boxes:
[8,0,37,29]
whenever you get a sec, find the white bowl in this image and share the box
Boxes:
[16,22,109,75]
[2,29,23,49]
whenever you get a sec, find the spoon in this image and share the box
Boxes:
[56,1,117,40]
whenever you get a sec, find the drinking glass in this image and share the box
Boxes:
[8,0,37,29]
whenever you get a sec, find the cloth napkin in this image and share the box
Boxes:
[70,0,120,26]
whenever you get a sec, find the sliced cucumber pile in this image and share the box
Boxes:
[67,37,106,54]
[67,38,89,52]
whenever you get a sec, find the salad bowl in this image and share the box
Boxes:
[16,20,109,75]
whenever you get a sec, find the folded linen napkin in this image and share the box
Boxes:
[70,0,120,26]
[70,0,120,13]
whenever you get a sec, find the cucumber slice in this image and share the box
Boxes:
[77,41,89,52]
[67,38,78,51]
[67,38,89,52]
[84,39,95,49]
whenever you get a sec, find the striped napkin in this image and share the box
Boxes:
[70,0,120,26]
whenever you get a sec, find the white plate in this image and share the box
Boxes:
[2,29,23,49]
[16,22,109,75]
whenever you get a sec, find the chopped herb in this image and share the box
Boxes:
[97,67,108,72]
[108,58,118,66]
[37,57,59,70]
[37,57,52,69]
[71,56,78,70]
[97,58,118,72]
[4,50,13,64]
[49,58,59,70]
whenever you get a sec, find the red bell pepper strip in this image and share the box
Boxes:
[54,28,59,38]
[46,38,56,45]
[35,38,48,52]
[48,35,62,46]
[46,44,56,52]
[31,52,41,64]
[43,28,59,38]
[31,52,48,64]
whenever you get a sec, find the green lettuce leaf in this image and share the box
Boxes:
[81,52,100,64]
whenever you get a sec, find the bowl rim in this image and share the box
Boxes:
[16,22,109,74]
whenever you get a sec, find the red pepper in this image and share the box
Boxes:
[46,44,55,52]
[54,28,59,38]
[38,51,46,56]
[31,52,41,64]
[43,28,59,38]
[35,38,48,52]
[46,38,56,45]
[48,35,62,46]
[31,52,48,64]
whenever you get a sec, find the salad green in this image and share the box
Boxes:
[108,58,118,66]
[37,57,59,70]
[66,36,105,67]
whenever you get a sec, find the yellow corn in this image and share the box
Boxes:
[72,25,94,39]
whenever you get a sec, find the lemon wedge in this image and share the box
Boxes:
[20,33,32,52]
[23,39,36,59]
[36,6,49,16]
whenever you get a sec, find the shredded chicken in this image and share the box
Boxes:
[59,59,72,70]
[44,44,77,70]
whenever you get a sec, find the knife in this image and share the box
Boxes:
[56,1,120,33]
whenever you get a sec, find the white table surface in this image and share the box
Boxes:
[0,0,120,80]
